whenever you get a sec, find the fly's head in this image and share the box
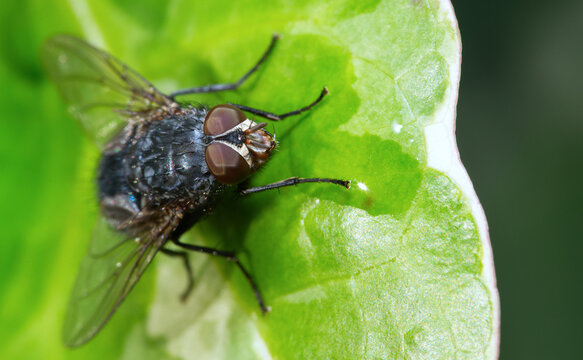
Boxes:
[203,104,276,185]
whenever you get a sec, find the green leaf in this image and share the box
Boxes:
[0,0,498,359]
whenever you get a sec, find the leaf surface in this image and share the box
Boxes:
[0,0,498,359]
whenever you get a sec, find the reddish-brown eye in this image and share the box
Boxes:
[204,104,247,136]
[205,142,250,184]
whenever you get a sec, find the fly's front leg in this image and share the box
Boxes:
[229,87,329,121]
[169,34,280,99]
[240,177,350,195]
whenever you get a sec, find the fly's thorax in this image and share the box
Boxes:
[203,104,275,185]
[117,113,217,204]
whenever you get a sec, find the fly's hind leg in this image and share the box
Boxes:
[170,238,268,314]
[160,248,194,302]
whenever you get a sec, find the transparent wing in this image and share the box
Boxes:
[41,34,175,148]
[62,216,172,347]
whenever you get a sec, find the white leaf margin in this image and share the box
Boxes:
[425,1,500,358]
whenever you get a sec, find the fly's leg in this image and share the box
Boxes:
[240,177,350,195]
[228,87,328,121]
[169,34,280,99]
[160,248,194,302]
[170,238,268,314]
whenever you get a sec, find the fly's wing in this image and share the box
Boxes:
[41,34,175,148]
[62,215,175,347]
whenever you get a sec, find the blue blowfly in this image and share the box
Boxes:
[42,34,350,347]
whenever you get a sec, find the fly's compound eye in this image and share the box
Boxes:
[205,142,250,184]
[204,104,247,136]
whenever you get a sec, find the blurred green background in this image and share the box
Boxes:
[0,0,580,359]
[452,0,583,358]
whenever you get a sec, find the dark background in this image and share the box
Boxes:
[453,0,582,358]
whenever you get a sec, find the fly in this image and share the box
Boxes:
[41,34,350,347]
